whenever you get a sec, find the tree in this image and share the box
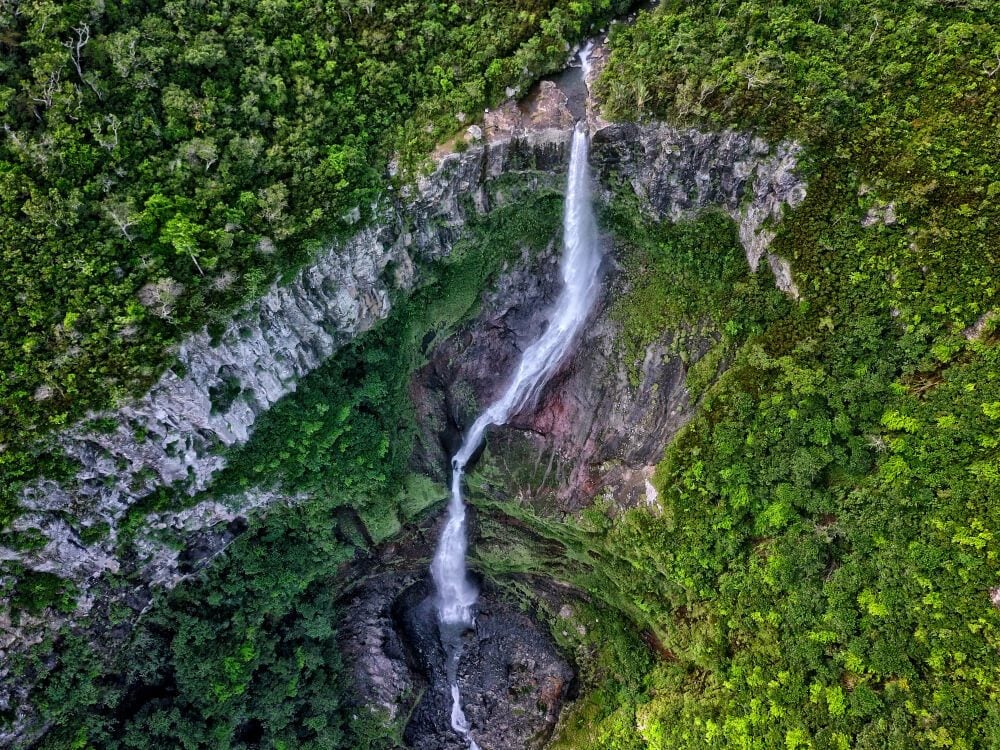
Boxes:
[160,214,206,275]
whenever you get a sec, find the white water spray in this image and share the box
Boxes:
[429,44,601,749]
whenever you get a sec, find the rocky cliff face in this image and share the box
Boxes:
[410,39,807,514]
[1,38,807,748]
[591,122,805,297]
[339,47,809,746]
[409,235,712,514]
[584,39,806,297]
[340,571,575,750]
[0,130,574,745]
[4,130,571,587]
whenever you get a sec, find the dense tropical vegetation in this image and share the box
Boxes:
[0,0,628,523]
[6,187,565,747]
[3,0,1000,747]
[549,0,1000,746]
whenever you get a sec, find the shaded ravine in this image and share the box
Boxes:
[428,44,600,749]
[2,29,810,747]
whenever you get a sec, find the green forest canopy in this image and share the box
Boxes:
[0,0,629,522]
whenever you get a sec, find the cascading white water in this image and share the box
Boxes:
[429,43,601,749]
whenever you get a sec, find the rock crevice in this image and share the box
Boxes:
[2,39,809,747]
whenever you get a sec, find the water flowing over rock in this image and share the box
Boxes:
[2,34,809,748]
[429,111,601,747]
[3,141,570,577]
[339,572,575,750]
[410,211,711,517]
[3,41,804,604]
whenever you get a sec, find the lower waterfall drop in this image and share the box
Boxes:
[429,44,601,750]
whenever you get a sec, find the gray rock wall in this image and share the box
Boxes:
[1,54,808,745]
[2,131,574,588]
[3,41,805,609]
[585,37,806,297]
[592,122,806,298]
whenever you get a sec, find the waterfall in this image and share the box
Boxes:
[428,44,601,750]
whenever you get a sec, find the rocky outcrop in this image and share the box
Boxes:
[3,45,804,604]
[584,38,806,298]
[2,35,810,749]
[2,134,573,584]
[488,41,807,301]
[410,230,711,514]
[591,123,806,298]
[3,33,807,588]
[410,40,807,511]
[340,572,574,750]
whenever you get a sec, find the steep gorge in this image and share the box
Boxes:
[4,1,1000,747]
[0,38,807,749]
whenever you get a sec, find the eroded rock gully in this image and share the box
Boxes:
[0,133,576,743]
[337,230,704,750]
[339,570,574,750]
[1,37,807,748]
[410,237,710,514]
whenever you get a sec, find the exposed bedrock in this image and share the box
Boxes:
[338,570,574,750]
[411,231,711,514]
[0,133,576,748]
[582,40,806,298]
[5,131,572,584]
[1,38,808,747]
[591,121,805,297]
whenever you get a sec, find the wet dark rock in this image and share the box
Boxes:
[411,243,563,468]
[412,234,708,512]
[338,572,420,726]
[340,573,573,750]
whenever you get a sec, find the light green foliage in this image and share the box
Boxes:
[8,1,1000,746]
[547,0,1000,745]
[6,569,78,615]
[396,474,448,520]
[0,0,630,526]
[685,341,726,403]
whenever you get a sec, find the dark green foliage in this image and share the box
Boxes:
[597,0,999,339]
[29,532,360,750]
[563,331,1000,748]
[8,569,78,615]
[544,1,1000,746]
[0,0,630,525]
[210,190,563,503]
[8,0,1000,746]
[16,190,564,748]
[604,199,790,382]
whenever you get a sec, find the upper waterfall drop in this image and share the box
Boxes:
[427,42,601,750]
[430,119,601,627]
